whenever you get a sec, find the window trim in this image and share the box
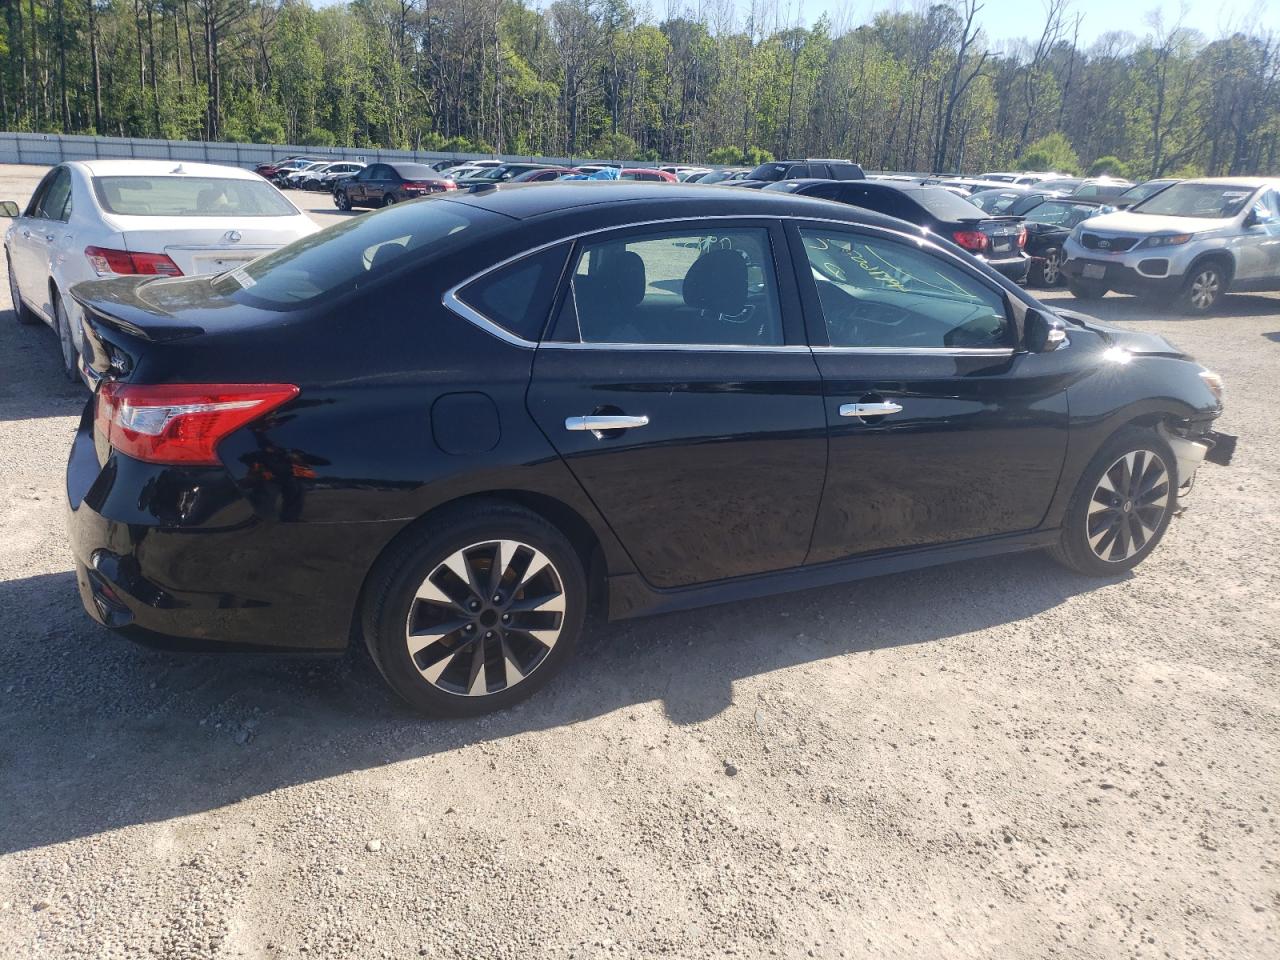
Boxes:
[441,214,1030,354]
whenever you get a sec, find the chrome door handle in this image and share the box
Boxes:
[21,229,30,238]
[44,233,55,242]
[565,415,650,432]
[839,402,903,418]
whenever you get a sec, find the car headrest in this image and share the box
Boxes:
[577,249,646,312]
[683,249,748,316]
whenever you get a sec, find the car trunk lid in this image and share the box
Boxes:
[104,215,304,276]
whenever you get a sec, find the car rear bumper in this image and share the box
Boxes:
[66,407,401,653]
[985,255,1030,284]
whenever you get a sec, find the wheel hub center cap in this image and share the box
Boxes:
[1122,500,1133,513]
[478,608,499,628]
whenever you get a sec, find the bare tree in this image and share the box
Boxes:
[934,0,989,171]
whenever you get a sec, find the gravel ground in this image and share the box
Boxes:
[0,165,1277,960]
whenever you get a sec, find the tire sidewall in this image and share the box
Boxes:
[1061,427,1179,576]
[1179,261,1227,315]
[54,292,78,381]
[1041,247,1062,287]
[366,507,587,717]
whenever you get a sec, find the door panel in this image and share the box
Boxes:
[789,221,1070,561]
[526,220,826,589]
[528,348,827,587]
[9,168,59,311]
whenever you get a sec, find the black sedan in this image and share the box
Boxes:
[765,179,1030,283]
[334,162,455,209]
[67,183,1229,716]
[1019,198,1114,287]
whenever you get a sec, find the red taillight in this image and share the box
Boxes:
[952,230,989,253]
[1017,226,1027,248]
[85,246,183,277]
[441,180,457,191]
[94,382,299,465]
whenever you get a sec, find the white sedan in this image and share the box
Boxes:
[2,159,318,384]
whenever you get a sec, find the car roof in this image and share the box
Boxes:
[69,159,263,180]
[1182,176,1276,188]
[439,181,926,234]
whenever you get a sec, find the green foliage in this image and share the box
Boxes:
[1088,155,1130,178]
[1018,133,1081,175]
[0,1,1274,175]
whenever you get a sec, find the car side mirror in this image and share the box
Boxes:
[0,200,19,218]
[1024,308,1067,353]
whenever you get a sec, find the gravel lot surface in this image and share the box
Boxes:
[0,164,1277,960]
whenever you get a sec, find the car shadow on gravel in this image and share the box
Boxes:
[0,311,90,422]
[0,551,1110,855]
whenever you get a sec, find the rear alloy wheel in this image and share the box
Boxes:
[335,191,351,211]
[1039,247,1063,287]
[53,293,79,382]
[383,194,397,207]
[1050,427,1177,576]
[363,503,585,716]
[1179,262,1226,314]
[6,252,38,325]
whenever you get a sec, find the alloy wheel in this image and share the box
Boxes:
[1087,450,1171,562]
[1042,248,1062,286]
[405,539,566,697]
[1188,268,1221,310]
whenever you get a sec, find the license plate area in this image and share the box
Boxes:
[1083,262,1106,279]
[192,254,257,274]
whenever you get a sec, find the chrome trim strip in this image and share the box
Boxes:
[440,212,988,350]
[812,346,1016,357]
[539,340,810,353]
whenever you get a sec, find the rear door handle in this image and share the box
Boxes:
[565,415,650,432]
[839,402,903,418]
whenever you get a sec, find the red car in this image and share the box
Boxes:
[619,168,678,182]
[255,156,320,179]
[508,167,574,183]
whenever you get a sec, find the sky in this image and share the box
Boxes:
[760,0,1273,45]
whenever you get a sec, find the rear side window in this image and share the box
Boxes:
[211,200,507,310]
[455,245,570,342]
[93,176,297,217]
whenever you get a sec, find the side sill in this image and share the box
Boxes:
[606,529,1060,621]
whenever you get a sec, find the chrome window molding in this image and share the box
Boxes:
[441,212,1025,352]
[812,346,1017,357]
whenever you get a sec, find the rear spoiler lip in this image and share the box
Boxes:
[70,285,206,343]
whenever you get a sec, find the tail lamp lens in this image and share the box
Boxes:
[1017,226,1028,248]
[94,382,299,465]
[85,246,183,277]
[952,230,989,252]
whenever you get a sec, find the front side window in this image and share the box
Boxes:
[35,168,72,221]
[799,227,1011,350]
[561,227,784,347]
[93,176,297,217]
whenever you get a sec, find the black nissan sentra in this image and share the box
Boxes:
[66,183,1232,716]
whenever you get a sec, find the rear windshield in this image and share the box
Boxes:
[210,199,505,310]
[910,188,985,221]
[747,163,792,182]
[93,176,298,217]
[1025,201,1101,228]
[1132,182,1258,219]
[971,191,1023,213]
[390,163,440,181]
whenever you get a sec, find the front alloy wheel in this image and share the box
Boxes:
[1085,450,1171,563]
[407,540,565,697]
[54,294,79,382]
[1181,264,1224,314]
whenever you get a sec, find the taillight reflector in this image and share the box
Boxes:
[952,230,989,253]
[85,246,183,277]
[1017,226,1028,248]
[94,382,299,465]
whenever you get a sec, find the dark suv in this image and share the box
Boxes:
[738,159,866,187]
[67,183,1229,716]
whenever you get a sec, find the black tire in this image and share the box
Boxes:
[6,250,38,325]
[1176,260,1229,315]
[52,290,80,383]
[335,190,351,211]
[382,193,397,207]
[361,501,587,716]
[1032,247,1064,288]
[1050,426,1179,577]
[1067,278,1108,300]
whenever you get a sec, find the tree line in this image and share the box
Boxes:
[1,0,1277,178]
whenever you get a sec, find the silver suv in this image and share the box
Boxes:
[1061,177,1280,313]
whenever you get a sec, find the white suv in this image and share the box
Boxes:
[1061,177,1280,313]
